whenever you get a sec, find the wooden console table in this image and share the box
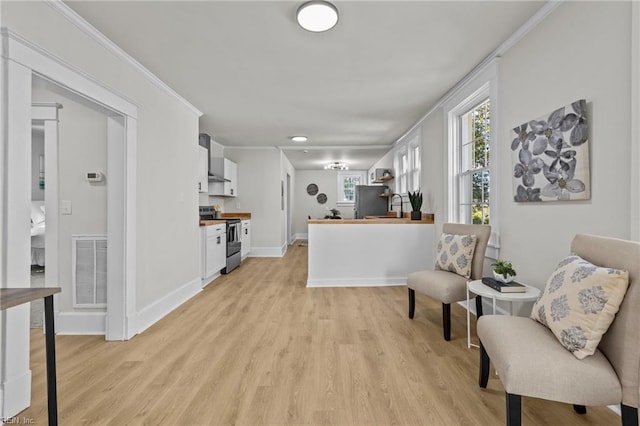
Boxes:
[1,287,61,425]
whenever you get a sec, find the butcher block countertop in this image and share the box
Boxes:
[199,220,227,227]
[221,212,252,220]
[309,213,434,225]
[199,212,252,226]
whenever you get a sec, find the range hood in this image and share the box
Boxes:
[199,133,231,182]
[208,173,230,183]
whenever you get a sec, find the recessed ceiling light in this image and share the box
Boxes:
[296,1,339,33]
[290,136,308,142]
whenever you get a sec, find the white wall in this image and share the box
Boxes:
[32,83,109,312]
[223,148,282,254]
[293,169,340,236]
[498,1,633,288]
[418,108,445,234]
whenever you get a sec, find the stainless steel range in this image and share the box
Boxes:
[199,206,242,274]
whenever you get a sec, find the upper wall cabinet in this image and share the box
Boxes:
[208,157,237,197]
[198,146,209,193]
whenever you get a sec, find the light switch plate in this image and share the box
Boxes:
[61,200,72,215]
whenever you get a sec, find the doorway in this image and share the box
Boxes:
[3,33,138,341]
[30,103,61,328]
[287,173,292,245]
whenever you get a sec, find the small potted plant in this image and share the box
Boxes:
[492,260,517,283]
[408,190,422,220]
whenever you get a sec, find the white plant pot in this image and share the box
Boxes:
[493,270,515,283]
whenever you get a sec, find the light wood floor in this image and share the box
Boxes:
[20,242,619,425]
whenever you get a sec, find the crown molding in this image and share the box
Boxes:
[45,0,202,117]
[279,144,392,151]
[394,0,563,145]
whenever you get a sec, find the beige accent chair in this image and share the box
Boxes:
[406,223,491,341]
[478,234,640,426]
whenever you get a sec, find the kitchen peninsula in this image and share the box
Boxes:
[307,215,435,287]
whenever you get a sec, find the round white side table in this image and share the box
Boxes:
[466,279,541,348]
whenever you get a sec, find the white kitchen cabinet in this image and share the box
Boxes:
[241,220,251,260]
[201,224,226,285]
[208,157,237,197]
[198,146,209,193]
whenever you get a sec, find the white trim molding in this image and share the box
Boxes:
[133,278,202,335]
[56,312,107,335]
[443,62,500,260]
[44,0,202,117]
[307,278,406,288]
[1,371,31,420]
[249,246,286,257]
[2,28,138,119]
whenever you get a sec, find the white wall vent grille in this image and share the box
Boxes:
[72,235,107,308]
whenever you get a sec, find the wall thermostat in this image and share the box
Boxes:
[86,172,104,182]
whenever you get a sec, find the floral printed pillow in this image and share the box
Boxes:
[434,233,477,279]
[531,255,629,359]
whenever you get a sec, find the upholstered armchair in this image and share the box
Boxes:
[406,223,491,341]
[478,234,639,426]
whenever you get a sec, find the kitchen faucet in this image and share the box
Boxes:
[390,193,404,218]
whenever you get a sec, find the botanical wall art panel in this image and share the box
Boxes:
[511,99,590,202]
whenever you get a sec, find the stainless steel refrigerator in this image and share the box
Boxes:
[354,185,388,219]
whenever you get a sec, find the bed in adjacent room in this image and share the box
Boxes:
[31,201,46,267]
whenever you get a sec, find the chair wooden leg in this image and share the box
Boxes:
[573,405,587,414]
[408,288,415,319]
[506,393,522,426]
[442,303,451,341]
[621,404,638,426]
[479,342,490,388]
[475,295,483,318]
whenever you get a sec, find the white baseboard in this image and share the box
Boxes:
[202,272,221,288]
[249,246,285,257]
[1,370,31,419]
[306,277,407,287]
[56,311,107,335]
[293,233,308,241]
[134,277,201,335]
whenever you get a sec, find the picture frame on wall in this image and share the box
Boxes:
[511,99,590,202]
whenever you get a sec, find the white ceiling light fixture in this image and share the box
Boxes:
[296,1,339,33]
[324,161,348,170]
[290,135,308,142]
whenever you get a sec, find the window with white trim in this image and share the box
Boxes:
[445,63,499,258]
[394,130,421,195]
[458,100,490,224]
[336,171,366,205]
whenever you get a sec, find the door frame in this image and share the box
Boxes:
[1,29,137,341]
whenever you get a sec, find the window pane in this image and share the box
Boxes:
[460,173,472,205]
[342,176,360,201]
[461,141,474,173]
[457,98,491,225]
[472,171,484,203]
[460,203,473,224]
